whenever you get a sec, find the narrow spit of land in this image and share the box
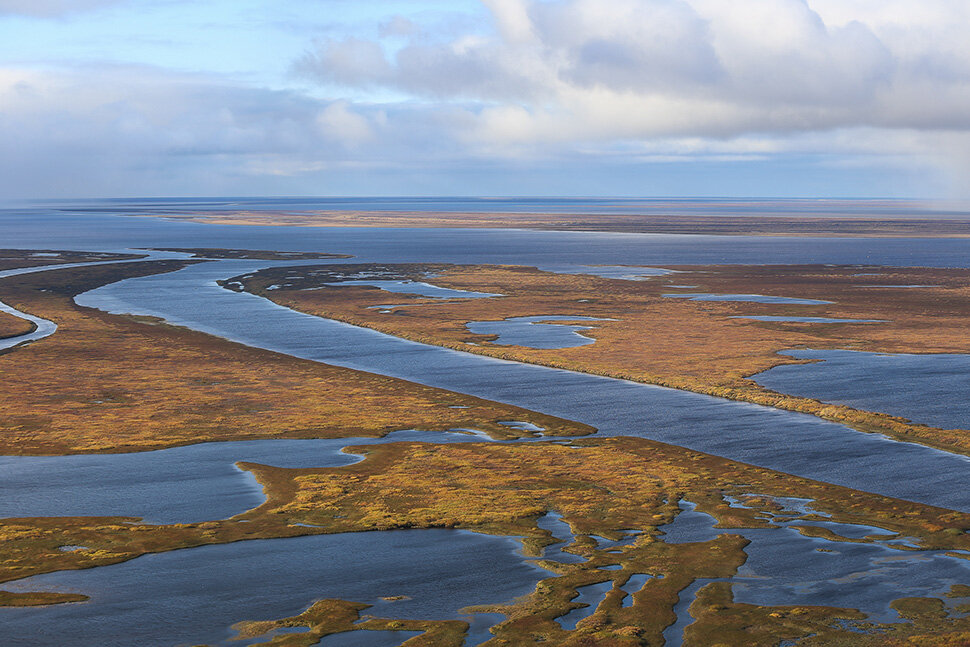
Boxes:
[142,209,970,237]
[230,262,970,456]
[0,260,588,455]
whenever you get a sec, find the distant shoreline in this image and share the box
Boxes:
[137,209,970,238]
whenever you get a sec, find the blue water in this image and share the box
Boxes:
[620,574,656,607]
[323,280,500,299]
[4,202,970,269]
[0,529,549,647]
[556,581,613,630]
[752,349,970,430]
[72,261,970,513]
[17,196,970,217]
[3,199,970,644]
[664,293,832,305]
[656,499,970,642]
[466,316,609,349]
[0,430,506,523]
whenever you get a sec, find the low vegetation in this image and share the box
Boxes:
[232,262,970,455]
[0,311,34,339]
[142,208,970,238]
[0,261,590,454]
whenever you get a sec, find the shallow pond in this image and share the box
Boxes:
[658,500,970,645]
[752,349,970,430]
[0,429,502,523]
[466,315,610,349]
[323,280,500,299]
[0,529,550,647]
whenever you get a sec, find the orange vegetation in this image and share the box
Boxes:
[0,311,34,340]
[229,437,970,646]
[5,436,969,644]
[237,262,970,454]
[141,208,970,238]
[0,261,590,455]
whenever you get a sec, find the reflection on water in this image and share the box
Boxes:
[556,582,614,630]
[753,349,970,430]
[466,315,611,349]
[657,499,970,643]
[0,429,499,523]
[74,262,970,513]
[323,279,501,300]
[0,530,550,647]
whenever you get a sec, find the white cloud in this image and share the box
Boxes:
[3,0,967,198]
[298,0,970,138]
[0,0,122,17]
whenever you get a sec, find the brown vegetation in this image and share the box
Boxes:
[5,436,969,643]
[223,437,970,646]
[146,248,353,260]
[0,261,590,455]
[0,311,34,339]
[0,249,142,272]
[139,208,970,237]
[235,262,970,455]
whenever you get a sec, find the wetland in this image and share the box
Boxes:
[2,200,970,646]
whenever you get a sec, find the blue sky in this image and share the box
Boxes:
[1,0,968,199]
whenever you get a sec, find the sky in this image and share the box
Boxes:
[1,0,968,199]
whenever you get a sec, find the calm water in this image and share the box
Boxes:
[465,316,609,349]
[3,199,970,643]
[0,529,549,647]
[658,500,970,644]
[75,261,970,512]
[753,349,970,430]
[4,201,970,269]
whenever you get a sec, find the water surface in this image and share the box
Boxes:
[0,529,549,647]
[74,262,970,513]
[753,349,970,430]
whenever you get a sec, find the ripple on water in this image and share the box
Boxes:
[0,530,551,647]
[466,316,612,349]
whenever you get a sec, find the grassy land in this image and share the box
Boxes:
[0,311,34,339]
[225,437,970,646]
[138,208,970,238]
[0,249,143,272]
[4,436,969,644]
[0,261,590,455]
[4,254,970,645]
[230,262,970,456]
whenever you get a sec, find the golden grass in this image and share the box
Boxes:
[236,262,970,455]
[4,434,968,643]
[3,254,969,645]
[138,209,970,238]
[224,437,970,646]
[0,311,34,339]
[0,261,590,455]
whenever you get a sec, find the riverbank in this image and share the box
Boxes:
[232,262,970,456]
[0,260,589,455]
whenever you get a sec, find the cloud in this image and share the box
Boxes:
[0,0,123,17]
[297,0,970,139]
[3,0,967,198]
